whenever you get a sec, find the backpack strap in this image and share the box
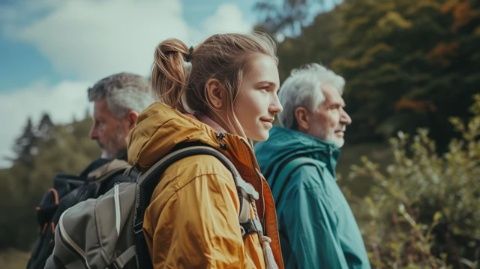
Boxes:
[270,157,324,208]
[84,159,132,196]
[133,145,263,269]
[86,159,130,180]
[112,245,137,269]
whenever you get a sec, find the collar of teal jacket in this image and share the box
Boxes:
[255,126,340,179]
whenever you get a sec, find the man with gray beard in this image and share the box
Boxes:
[26,73,155,269]
[255,63,370,269]
[88,72,155,160]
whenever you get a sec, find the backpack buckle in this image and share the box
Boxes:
[240,218,262,237]
[133,221,144,234]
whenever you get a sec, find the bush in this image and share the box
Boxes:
[349,94,480,268]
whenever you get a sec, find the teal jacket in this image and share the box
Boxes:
[255,127,370,269]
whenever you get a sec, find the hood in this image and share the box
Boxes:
[255,126,340,178]
[127,102,220,170]
[128,102,262,180]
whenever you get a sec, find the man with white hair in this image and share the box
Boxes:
[255,63,370,269]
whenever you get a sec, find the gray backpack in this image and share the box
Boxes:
[44,145,269,269]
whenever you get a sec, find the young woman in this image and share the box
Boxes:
[127,33,284,268]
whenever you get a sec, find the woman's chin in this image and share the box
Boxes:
[248,132,269,142]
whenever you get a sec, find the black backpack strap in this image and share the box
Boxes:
[133,145,259,269]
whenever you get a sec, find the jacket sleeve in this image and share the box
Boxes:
[145,156,260,269]
[280,165,349,269]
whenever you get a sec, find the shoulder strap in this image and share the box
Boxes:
[134,145,253,223]
[83,159,132,198]
[133,145,257,269]
[270,157,323,208]
[87,159,130,181]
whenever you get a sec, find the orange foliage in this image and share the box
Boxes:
[441,0,480,31]
[394,98,437,113]
[426,41,459,67]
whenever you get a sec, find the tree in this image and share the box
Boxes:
[268,0,480,147]
[13,117,37,167]
[0,116,99,250]
[254,0,338,38]
[37,113,54,139]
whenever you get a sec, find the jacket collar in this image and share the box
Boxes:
[257,126,340,178]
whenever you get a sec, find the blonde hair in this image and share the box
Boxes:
[151,32,277,136]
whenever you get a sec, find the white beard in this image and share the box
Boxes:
[326,134,345,148]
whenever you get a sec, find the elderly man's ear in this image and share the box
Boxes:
[295,107,310,132]
[126,110,140,129]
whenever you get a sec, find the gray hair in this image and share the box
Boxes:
[88,72,155,118]
[278,63,345,129]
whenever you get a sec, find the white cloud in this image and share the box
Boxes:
[202,3,252,37]
[10,0,190,80]
[0,80,90,167]
[3,1,254,79]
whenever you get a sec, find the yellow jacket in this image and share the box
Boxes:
[128,102,284,269]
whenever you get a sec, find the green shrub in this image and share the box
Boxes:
[349,94,480,268]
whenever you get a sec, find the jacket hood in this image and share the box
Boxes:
[128,102,263,180]
[255,126,340,178]
[128,102,218,170]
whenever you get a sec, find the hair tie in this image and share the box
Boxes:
[185,46,194,62]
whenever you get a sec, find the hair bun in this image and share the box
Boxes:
[185,46,194,62]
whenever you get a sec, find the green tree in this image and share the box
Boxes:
[0,115,99,250]
[13,118,37,167]
[269,0,480,147]
[255,0,332,37]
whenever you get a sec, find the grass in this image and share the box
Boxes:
[0,248,29,269]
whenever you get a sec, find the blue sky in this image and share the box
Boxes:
[0,0,258,167]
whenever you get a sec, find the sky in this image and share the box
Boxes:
[0,0,258,168]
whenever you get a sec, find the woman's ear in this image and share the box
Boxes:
[205,78,225,109]
[295,106,310,132]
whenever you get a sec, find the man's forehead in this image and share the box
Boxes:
[92,99,116,118]
[322,85,344,104]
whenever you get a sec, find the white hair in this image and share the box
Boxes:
[278,63,345,129]
[88,72,156,118]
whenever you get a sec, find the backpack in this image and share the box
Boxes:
[26,159,133,269]
[44,145,275,269]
